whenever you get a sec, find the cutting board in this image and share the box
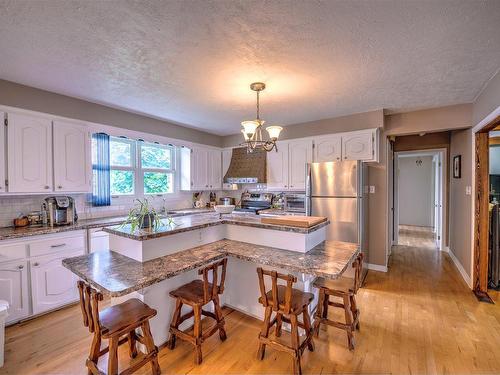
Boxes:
[261,215,327,228]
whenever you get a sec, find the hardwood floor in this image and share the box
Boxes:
[398,225,437,248]
[2,235,500,374]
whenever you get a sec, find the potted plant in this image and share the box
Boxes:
[122,198,162,232]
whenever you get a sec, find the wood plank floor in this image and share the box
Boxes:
[2,229,500,374]
[398,225,437,248]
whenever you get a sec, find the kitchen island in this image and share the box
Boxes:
[63,213,359,346]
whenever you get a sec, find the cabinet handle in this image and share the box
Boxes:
[18,265,24,270]
[44,185,50,189]
[336,157,340,160]
[50,243,66,248]
[33,262,39,267]
[344,156,347,159]
[58,185,63,189]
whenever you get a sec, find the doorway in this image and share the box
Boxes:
[393,149,446,251]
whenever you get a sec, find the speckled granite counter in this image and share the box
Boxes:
[103,213,329,241]
[62,239,358,297]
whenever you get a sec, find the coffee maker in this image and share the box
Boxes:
[44,196,78,226]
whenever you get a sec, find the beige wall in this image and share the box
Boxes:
[449,128,473,277]
[222,110,384,148]
[0,79,222,147]
[385,104,472,136]
[473,70,500,126]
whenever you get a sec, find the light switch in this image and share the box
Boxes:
[465,186,472,195]
[369,185,376,194]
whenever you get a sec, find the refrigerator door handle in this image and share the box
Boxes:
[305,163,312,216]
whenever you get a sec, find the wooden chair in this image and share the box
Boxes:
[77,281,161,375]
[256,267,315,375]
[313,253,364,350]
[168,258,228,364]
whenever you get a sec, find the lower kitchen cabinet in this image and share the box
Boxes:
[0,260,30,324]
[30,249,84,315]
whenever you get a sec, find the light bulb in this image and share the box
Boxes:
[266,125,283,140]
[241,120,259,139]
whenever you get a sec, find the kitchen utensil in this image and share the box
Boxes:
[219,197,236,206]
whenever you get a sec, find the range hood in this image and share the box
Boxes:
[223,147,267,184]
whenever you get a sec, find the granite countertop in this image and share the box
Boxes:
[62,239,359,297]
[103,213,329,241]
[0,208,215,241]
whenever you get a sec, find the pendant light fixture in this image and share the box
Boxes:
[240,82,282,152]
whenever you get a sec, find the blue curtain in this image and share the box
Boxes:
[92,133,111,206]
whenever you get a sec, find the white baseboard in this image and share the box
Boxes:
[441,246,450,253]
[366,263,388,272]
[448,248,472,288]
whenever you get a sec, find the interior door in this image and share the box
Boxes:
[0,111,5,193]
[288,139,313,190]
[53,120,91,192]
[7,112,53,192]
[0,260,29,323]
[434,153,443,249]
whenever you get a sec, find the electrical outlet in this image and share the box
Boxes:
[465,186,472,195]
[369,185,376,194]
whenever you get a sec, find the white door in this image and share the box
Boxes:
[288,140,313,190]
[314,136,342,162]
[0,260,29,324]
[267,142,289,190]
[208,150,222,190]
[434,153,443,250]
[342,131,374,161]
[191,147,209,190]
[0,111,5,193]
[7,112,53,192]
[30,250,83,314]
[53,120,91,192]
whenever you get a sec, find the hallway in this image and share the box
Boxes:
[398,225,438,249]
[2,241,500,374]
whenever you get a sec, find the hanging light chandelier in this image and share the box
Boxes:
[240,82,282,153]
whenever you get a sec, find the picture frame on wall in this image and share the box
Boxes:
[453,155,461,178]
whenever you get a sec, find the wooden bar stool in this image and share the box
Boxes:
[256,268,315,375]
[77,281,161,375]
[313,253,364,350]
[168,258,227,364]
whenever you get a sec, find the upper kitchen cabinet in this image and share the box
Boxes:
[7,112,53,193]
[0,112,5,193]
[53,120,92,192]
[208,149,222,190]
[342,129,377,161]
[180,146,222,191]
[314,135,342,162]
[288,139,313,190]
[266,141,289,190]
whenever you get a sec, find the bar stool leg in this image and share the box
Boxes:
[290,314,302,375]
[213,295,227,341]
[313,289,324,337]
[257,306,272,360]
[343,294,355,351]
[302,307,314,352]
[142,321,161,375]
[193,304,203,365]
[87,332,101,375]
[107,337,119,375]
[350,294,360,330]
[128,331,138,358]
[169,299,183,350]
[275,312,283,337]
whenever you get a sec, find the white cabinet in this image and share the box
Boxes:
[89,229,109,253]
[208,149,222,190]
[288,140,313,190]
[314,135,342,162]
[7,112,53,192]
[0,260,29,324]
[30,249,83,315]
[181,146,222,191]
[342,131,375,161]
[266,141,289,190]
[192,147,209,190]
[53,120,91,192]
[0,112,5,193]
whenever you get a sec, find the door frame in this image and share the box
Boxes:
[392,148,446,250]
[470,110,500,301]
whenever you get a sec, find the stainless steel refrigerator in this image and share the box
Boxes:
[306,161,368,253]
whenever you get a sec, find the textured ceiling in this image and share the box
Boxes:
[0,0,499,136]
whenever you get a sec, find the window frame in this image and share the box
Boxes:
[109,137,137,197]
[138,141,176,196]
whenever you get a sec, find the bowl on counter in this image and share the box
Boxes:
[214,205,235,215]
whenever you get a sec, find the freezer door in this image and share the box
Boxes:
[309,161,359,197]
[311,197,359,243]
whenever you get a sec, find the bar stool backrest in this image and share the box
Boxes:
[77,281,103,333]
[257,267,297,315]
[198,258,228,304]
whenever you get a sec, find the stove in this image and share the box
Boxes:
[234,192,273,214]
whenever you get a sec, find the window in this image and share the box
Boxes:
[92,135,176,203]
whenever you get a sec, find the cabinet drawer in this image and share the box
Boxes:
[0,243,27,263]
[29,233,85,257]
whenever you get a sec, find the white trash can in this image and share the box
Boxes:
[0,300,8,367]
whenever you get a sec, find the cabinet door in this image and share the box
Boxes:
[267,142,289,190]
[208,150,222,190]
[30,250,83,315]
[191,147,209,190]
[314,136,342,162]
[0,260,29,324]
[90,231,109,253]
[0,112,5,193]
[7,112,53,192]
[288,140,313,190]
[53,120,91,192]
[342,131,374,161]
